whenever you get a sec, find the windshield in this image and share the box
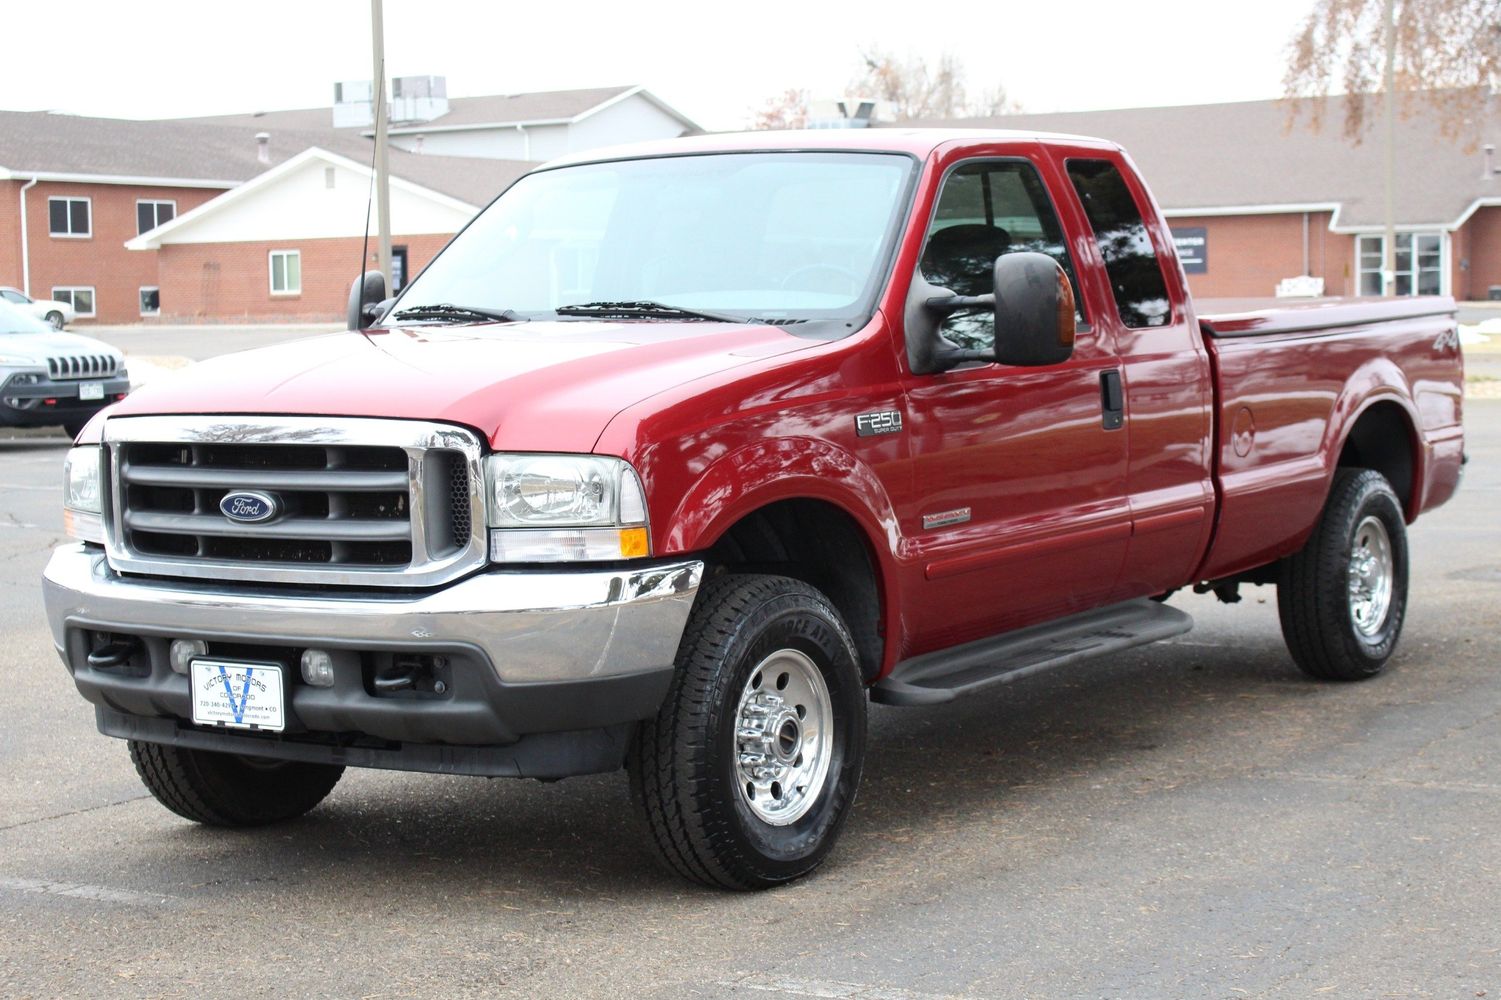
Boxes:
[0,298,50,335]
[393,151,915,324]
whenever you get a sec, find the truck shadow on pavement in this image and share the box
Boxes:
[126,612,1366,905]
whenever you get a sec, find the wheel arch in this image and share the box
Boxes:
[670,459,898,683]
[1331,395,1423,521]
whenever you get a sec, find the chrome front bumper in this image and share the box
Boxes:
[43,544,703,685]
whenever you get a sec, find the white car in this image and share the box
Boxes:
[0,287,76,329]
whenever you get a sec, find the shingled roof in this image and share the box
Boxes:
[0,109,310,184]
[179,85,681,135]
[905,94,1501,230]
[0,109,532,205]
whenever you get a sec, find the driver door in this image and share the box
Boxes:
[898,152,1131,655]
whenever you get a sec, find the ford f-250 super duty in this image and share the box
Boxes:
[42,129,1465,890]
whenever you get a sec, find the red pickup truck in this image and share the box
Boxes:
[43,129,1465,890]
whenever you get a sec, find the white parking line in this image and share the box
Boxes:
[0,877,178,908]
[720,974,974,1000]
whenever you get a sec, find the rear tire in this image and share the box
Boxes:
[1277,468,1409,680]
[45,311,63,330]
[629,574,867,890]
[128,741,343,827]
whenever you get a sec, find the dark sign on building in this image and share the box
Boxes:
[1171,227,1208,274]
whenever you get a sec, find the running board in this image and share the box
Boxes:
[871,599,1193,706]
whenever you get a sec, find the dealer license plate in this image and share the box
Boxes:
[78,382,104,401]
[190,660,285,732]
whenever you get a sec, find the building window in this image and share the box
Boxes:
[269,250,301,295]
[52,287,96,317]
[139,287,160,316]
[136,200,176,235]
[1357,233,1444,296]
[48,197,91,238]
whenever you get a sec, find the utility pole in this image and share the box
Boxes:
[1382,0,1397,297]
[371,0,393,291]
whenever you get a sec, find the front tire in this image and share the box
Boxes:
[128,741,343,826]
[1278,469,1409,680]
[45,311,63,330]
[629,574,867,890]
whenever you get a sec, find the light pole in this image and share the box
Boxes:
[1382,0,1397,297]
[371,0,393,292]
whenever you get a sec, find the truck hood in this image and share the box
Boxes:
[106,320,816,452]
[0,331,123,363]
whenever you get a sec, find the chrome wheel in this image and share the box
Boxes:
[1348,515,1394,638]
[734,648,833,826]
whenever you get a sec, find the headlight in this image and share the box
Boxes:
[0,355,38,365]
[486,454,649,562]
[62,446,105,544]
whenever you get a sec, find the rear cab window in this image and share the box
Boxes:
[1065,158,1172,329]
[919,159,1088,352]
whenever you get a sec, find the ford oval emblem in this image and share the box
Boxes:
[219,490,281,524]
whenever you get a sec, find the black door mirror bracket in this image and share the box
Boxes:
[346,270,390,331]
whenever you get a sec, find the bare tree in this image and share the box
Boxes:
[751,88,810,131]
[852,50,1022,121]
[1284,0,1501,145]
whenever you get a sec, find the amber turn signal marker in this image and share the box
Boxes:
[619,526,650,558]
[1057,273,1077,348]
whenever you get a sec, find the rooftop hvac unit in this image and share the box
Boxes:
[333,80,375,128]
[807,97,893,129]
[332,75,449,128]
[390,75,449,123]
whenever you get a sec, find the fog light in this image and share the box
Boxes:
[169,638,208,674]
[301,648,336,688]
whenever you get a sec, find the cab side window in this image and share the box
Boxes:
[1065,159,1171,328]
[920,160,1085,352]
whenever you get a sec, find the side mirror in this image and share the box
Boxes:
[991,252,1076,367]
[346,270,389,330]
[905,251,1076,374]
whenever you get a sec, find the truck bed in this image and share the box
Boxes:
[1194,296,1465,582]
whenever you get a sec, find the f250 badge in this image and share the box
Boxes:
[855,410,903,437]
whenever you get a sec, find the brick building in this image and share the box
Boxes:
[0,85,690,324]
[912,94,1501,301]
[0,113,275,323]
[128,147,530,322]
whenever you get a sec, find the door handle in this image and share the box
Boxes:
[1100,370,1124,430]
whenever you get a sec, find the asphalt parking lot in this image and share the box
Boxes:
[0,331,1498,999]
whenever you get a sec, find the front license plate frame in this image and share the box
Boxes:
[78,381,104,401]
[189,659,286,732]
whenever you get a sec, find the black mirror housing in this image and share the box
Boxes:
[346,270,389,330]
[991,252,1076,367]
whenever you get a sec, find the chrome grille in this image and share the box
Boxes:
[102,416,487,588]
[49,354,119,380]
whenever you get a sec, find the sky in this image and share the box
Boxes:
[2,0,1324,129]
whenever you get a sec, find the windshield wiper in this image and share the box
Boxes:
[554,300,744,323]
[391,303,519,324]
